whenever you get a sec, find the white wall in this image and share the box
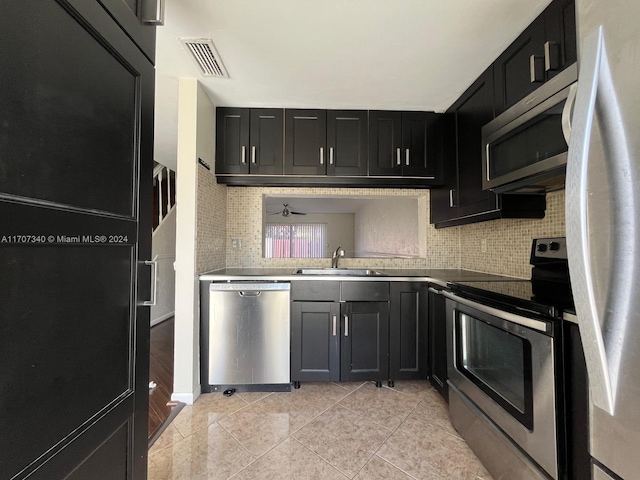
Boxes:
[172,79,220,405]
[150,206,176,326]
[354,198,421,257]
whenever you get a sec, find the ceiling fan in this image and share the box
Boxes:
[269,203,306,217]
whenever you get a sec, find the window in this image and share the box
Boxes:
[264,223,326,258]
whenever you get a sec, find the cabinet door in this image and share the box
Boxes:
[216,108,250,174]
[368,111,403,176]
[401,112,440,178]
[291,302,340,382]
[543,0,577,81]
[100,0,156,61]
[340,302,389,382]
[389,283,428,381]
[456,67,498,218]
[493,16,546,115]
[326,110,368,176]
[428,288,448,401]
[429,113,458,224]
[1,1,153,478]
[249,108,284,175]
[284,109,327,175]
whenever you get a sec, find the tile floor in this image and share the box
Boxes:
[148,381,493,480]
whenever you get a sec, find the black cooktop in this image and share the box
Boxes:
[450,280,573,319]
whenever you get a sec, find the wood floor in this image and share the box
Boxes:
[148,317,175,439]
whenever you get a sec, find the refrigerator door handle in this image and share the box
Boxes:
[566,26,635,415]
[561,82,578,145]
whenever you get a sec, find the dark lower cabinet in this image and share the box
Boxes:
[291,300,389,384]
[389,283,429,381]
[341,302,389,382]
[291,301,341,382]
[428,286,448,401]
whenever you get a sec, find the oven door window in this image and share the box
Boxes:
[456,311,534,430]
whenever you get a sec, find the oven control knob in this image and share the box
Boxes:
[549,241,561,251]
[537,243,548,253]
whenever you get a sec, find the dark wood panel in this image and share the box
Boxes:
[0,245,134,478]
[99,0,156,62]
[290,281,340,301]
[326,110,368,176]
[216,174,441,188]
[284,109,327,175]
[67,424,129,480]
[402,111,440,178]
[341,281,389,302]
[428,288,448,400]
[291,302,340,382]
[389,283,428,381]
[148,318,174,439]
[340,302,389,382]
[1,1,137,216]
[369,111,402,176]
[216,108,250,174]
[249,108,284,175]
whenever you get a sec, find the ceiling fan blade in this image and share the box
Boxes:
[290,211,306,215]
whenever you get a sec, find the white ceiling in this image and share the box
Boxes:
[154,0,552,170]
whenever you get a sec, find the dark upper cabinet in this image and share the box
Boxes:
[494,0,577,114]
[100,0,157,62]
[216,108,283,175]
[284,109,327,175]
[430,67,546,228]
[326,110,368,176]
[543,0,577,80]
[250,109,284,175]
[369,111,441,178]
[216,108,250,174]
[389,283,429,381]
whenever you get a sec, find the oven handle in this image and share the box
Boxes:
[441,291,549,333]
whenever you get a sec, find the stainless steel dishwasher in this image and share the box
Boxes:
[201,282,291,392]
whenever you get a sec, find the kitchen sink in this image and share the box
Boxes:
[294,268,386,276]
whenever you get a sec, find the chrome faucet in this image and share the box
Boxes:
[331,246,345,268]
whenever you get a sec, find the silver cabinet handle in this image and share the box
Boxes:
[329,147,334,165]
[396,148,401,166]
[251,145,256,163]
[241,145,246,164]
[544,41,560,71]
[428,287,441,294]
[449,189,456,208]
[319,147,324,165]
[566,27,633,415]
[332,315,337,336]
[143,259,158,306]
[142,0,164,25]
[485,143,491,181]
[344,315,349,337]
[561,83,578,145]
[405,149,410,166]
[530,55,544,83]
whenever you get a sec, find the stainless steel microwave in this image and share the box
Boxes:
[482,63,577,194]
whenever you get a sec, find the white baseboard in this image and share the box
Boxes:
[171,385,201,405]
[150,311,175,327]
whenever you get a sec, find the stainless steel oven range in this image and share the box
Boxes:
[444,238,580,480]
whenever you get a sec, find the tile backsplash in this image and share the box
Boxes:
[223,186,566,279]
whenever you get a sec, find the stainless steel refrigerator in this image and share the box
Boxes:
[566,1,640,479]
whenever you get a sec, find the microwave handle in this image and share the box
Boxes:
[561,82,578,145]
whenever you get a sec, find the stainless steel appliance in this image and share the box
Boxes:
[566,1,640,478]
[200,282,291,392]
[445,238,584,480]
[482,63,577,194]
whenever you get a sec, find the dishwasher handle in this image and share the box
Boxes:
[238,291,261,297]
[209,282,290,292]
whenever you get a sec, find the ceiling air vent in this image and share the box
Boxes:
[179,38,229,78]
